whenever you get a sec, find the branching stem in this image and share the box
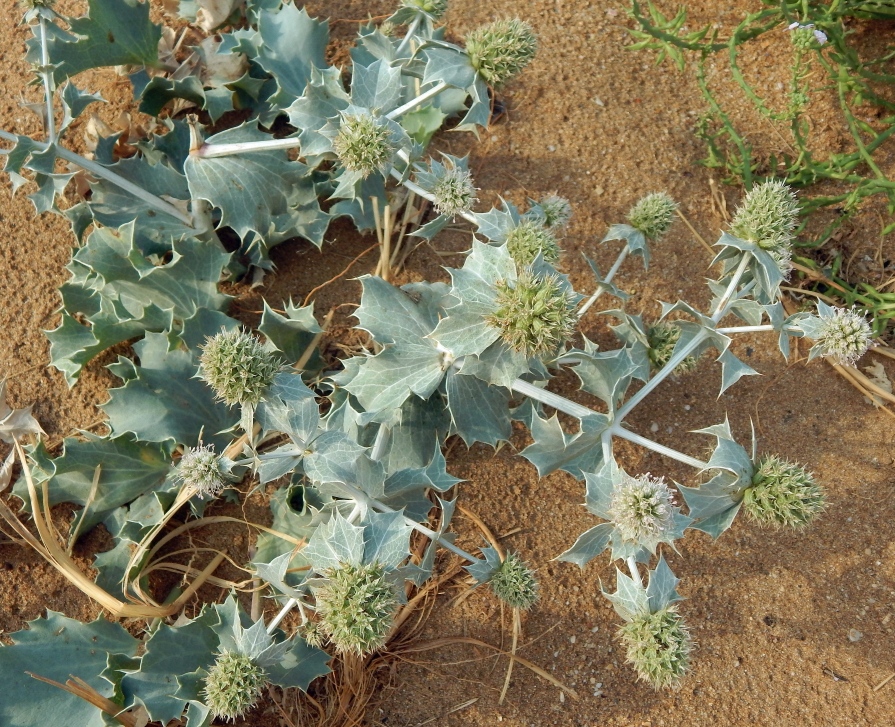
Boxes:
[612,427,709,470]
[386,81,449,120]
[578,244,630,318]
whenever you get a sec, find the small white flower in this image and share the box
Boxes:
[813,305,874,366]
[609,473,677,550]
[813,29,828,45]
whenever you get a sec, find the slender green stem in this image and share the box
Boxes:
[612,427,709,470]
[38,16,55,142]
[578,244,630,318]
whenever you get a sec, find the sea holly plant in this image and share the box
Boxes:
[0,1,877,723]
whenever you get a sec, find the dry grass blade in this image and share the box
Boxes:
[873,672,895,692]
[410,697,479,726]
[457,504,504,560]
[675,207,714,256]
[498,608,521,705]
[295,308,334,371]
[302,243,378,307]
[27,672,141,726]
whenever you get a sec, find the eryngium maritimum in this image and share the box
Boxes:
[489,551,539,610]
[609,473,676,550]
[730,179,799,252]
[539,194,573,229]
[627,192,678,241]
[744,455,825,529]
[646,321,699,375]
[203,651,267,721]
[177,443,227,499]
[505,220,561,266]
[486,270,577,358]
[199,329,281,407]
[333,112,395,178]
[619,607,693,689]
[401,0,448,18]
[314,563,398,656]
[432,164,477,217]
[465,18,537,87]
[813,305,874,366]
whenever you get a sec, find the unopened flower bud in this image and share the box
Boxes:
[199,329,281,407]
[627,192,678,242]
[505,220,561,266]
[744,455,825,529]
[646,322,699,375]
[203,651,267,721]
[400,0,448,19]
[333,112,395,178]
[431,164,477,218]
[465,18,537,87]
[618,607,693,690]
[538,194,573,229]
[489,551,539,610]
[730,179,799,253]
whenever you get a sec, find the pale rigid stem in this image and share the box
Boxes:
[385,81,449,120]
[392,150,478,225]
[715,324,775,334]
[395,15,421,57]
[0,130,195,226]
[509,378,595,420]
[370,424,391,462]
[627,556,642,587]
[711,254,751,323]
[577,244,630,319]
[612,427,709,470]
[192,136,300,159]
[39,16,55,142]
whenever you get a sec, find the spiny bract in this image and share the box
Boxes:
[203,651,267,721]
[618,607,693,690]
[432,164,477,217]
[333,112,395,178]
[486,270,577,357]
[813,305,874,366]
[627,192,678,241]
[465,18,537,87]
[489,551,539,610]
[539,194,573,229]
[609,473,677,550]
[400,0,448,18]
[177,443,227,499]
[505,220,561,266]
[743,455,825,529]
[198,329,281,407]
[730,179,799,253]
[314,562,399,656]
[646,321,699,374]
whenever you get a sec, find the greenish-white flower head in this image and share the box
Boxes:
[609,473,676,550]
[743,455,825,529]
[380,20,396,36]
[465,18,538,87]
[177,443,228,499]
[298,619,325,648]
[539,194,573,230]
[400,0,448,19]
[730,179,799,253]
[432,164,477,218]
[486,270,577,358]
[199,329,281,407]
[505,220,561,266]
[333,112,396,178]
[489,551,539,610]
[627,192,677,242]
[203,651,267,722]
[812,305,873,366]
[314,562,399,656]
[618,607,693,690]
[646,322,698,375]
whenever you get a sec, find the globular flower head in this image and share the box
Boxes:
[744,455,826,529]
[618,607,693,689]
[314,562,398,656]
[203,651,267,722]
[627,192,678,242]
[486,270,577,358]
[505,220,561,266]
[177,443,228,499]
[609,473,677,550]
[199,329,281,407]
[730,179,799,253]
[333,112,395,178]
[431,164,477,218]
[538,194,573,230]
[489,551,539,610]
[812,305,874,366]
[400,0,448,19]
[646,322,699,375]
[465,18,538,87]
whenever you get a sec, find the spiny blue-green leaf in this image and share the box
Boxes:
[257,371,320,444]
[302,429,368,486]
[286,66,350,159]
[717,348,760,395]
[304,511,365,572]
[254,484,320,566]
[470,202,521,242]
[583,459,621,519]
[445,369,511,446]
[13,435,171,533]
[695,418,754,482]
[679,473,743,539]
[362,510,413,568]
[138,75,208,118]
[259,299,322,366]
[602,223,650,269]
[345,344,446,416]
[520,412,610,479]
[355,276,440,345]
[36,0,162,82]
[28,172,73,214]
[60,81,104,132]
[646,555,683,613]
[465,544,503,584]
[350,59,404,114]
[423,47,478,90]
[456,338,535,389]
[565,342,638,410]
[377,394,451,473]
[265,638,331,691]
[455,76,491,134]
[103,331,236,450]
[601,568,649,621]
[582,253,630,302]
[0,612,140,727]
[401,104,448,146]
[555,522,614,568]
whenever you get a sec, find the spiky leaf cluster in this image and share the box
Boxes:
[486,270,577,357]
[203,651,267,722]
[646,322,698,375]
[730,179,799,253]
[618,607,693,689]
[504,220,561,266]
[333,112,395,178]
[199,329,281,407]
[743,455,825,529]
[609,473,677,551]
[431,163,477,218]
[812,305,874,366]
[465,18,537,87]
[489,551,539,610]
[314,563,399,656]
[400,0,448,18]
[538,194,573,229]
[177,443,228,499]
[627,192,677,241]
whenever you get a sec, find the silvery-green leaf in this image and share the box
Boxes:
[464,545,503,584]
[401,104,448,147]
[303,511,365,572]
[564,343,637,411]
[695,419,754,482]
[412,212,451,240]
[455,77,491,133]
[350,59,404,113]
[470,202,520,243]
[302,429,367,486]
[254,484,320,566]
[259,300,322,366]
[520,412,610,479]
[457,339,532,388]
[0,380,44,444]
[28,172,73,214]
[286,66,350,159]
[646,555,683,612]
[583,458,621,519]
[346,344,446,416]
[601,568,649,621]
[254,552,304,600]
[679,473,743,539]
[717,348,760,395]
[362,510,413,568]
[378,396,451,473]
[59,81,104,132]
[423,47,477,90]
[257,371,319,444]
[418,496,457,583]
[264,638,331,691]
[602,223,650,269]
[355,276,438,345]
[582,253,630,301]
[445,369,511,446]
[0,612,140,727]
[555,522,614,567]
